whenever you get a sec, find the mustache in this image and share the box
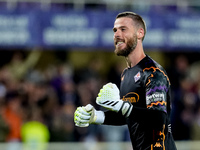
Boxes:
[114,38,124,44]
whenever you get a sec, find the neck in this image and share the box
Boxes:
[126,42,145,68]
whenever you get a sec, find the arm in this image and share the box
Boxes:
[97,67,170,125]
[74,105,126,127]
[129,106,167,127]
[128,67,170,126]
[104,111,126,125]
[74,83,128,127]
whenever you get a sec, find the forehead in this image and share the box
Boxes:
[114,17,134,28]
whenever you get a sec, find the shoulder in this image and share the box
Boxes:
[121,67,128,77]
[142,56,167,76]
[140,55,170,86]
[141,55,162,71]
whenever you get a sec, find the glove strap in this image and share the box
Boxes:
[92,110,105,124]
[120,101,133,118]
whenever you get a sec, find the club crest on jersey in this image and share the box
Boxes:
[134,72,141,82]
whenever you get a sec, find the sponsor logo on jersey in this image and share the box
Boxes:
[151,124,166,150]
[146,92,165,105]
[154,142,162,148]
[134,71,141,82]
[122,92,139,103]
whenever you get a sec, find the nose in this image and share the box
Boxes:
[113,30,121,39]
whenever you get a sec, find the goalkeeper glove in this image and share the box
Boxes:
[74,104,105,127]
[96,83,133,118]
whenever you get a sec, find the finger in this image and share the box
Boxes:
[106,83,113,88]
[77,113,91,120]
[112,83,118,89]
[75,111,91,120]
[77,107,91,116]
[104,83,113,89]
[98,89,104,97]
[85,104,93,112]
[75,116,89,123]
[75,119,89,126]
[96,97,102,104]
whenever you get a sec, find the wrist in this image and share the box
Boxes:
[120,101,133,117]
[91,110,105,124]
[94,110,105,124]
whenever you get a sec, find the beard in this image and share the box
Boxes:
[114,34,137,57]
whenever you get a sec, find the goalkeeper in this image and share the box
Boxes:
[74,12,177,150]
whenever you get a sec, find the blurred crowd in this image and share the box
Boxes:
[0,50,128,146]
[167,54,200,141]
[0,49,199,148]
[0,0,200,13]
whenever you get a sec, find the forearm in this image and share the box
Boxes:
[129,106,167,126]
[103,110,126,125]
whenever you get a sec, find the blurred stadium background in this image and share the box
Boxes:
[0,0,200,150]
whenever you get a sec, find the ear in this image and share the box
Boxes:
[137,28,144,40]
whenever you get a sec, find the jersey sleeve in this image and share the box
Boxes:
[144,67,170,113]
[103,110,126,125]
[128,66,170,123]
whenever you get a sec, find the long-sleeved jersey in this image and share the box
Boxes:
[103,55,177,150]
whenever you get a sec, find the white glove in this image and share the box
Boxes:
[96,83,133,117]
[74,104,105,127]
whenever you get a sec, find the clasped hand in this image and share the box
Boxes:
[74,83,133,127]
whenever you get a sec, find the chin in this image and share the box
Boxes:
[115,48,128,56]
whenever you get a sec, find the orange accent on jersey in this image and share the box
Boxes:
[152,125,166,150]
[154,142,162,147]
[146,74,154,86]
[147,101,167,108]
[122,92,139,103]
[121,75,124,81]
[162,125,166,150]
[121,67,127,81]
[151,144,153,150]
[143,67,170,85]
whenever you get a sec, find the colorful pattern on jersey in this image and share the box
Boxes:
[143,67,170,86]
[146,85,168,95]
[143,65,170,113]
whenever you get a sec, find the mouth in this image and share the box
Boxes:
[115,40,125,47]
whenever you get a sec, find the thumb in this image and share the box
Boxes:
[85,104,93,112]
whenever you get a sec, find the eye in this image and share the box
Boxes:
[113,28,117,32]
[121,28,126,31]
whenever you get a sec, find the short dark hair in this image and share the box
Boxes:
[116,12,146,41]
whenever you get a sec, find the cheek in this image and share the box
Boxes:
[128,32,137,39]
[124,34,132,42]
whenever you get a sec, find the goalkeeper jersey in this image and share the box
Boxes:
[104,55,177,150]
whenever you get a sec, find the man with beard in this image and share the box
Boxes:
[74,12,177,150]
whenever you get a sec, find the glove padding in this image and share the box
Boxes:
[74,104,104,127]
[96,83,133,117]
